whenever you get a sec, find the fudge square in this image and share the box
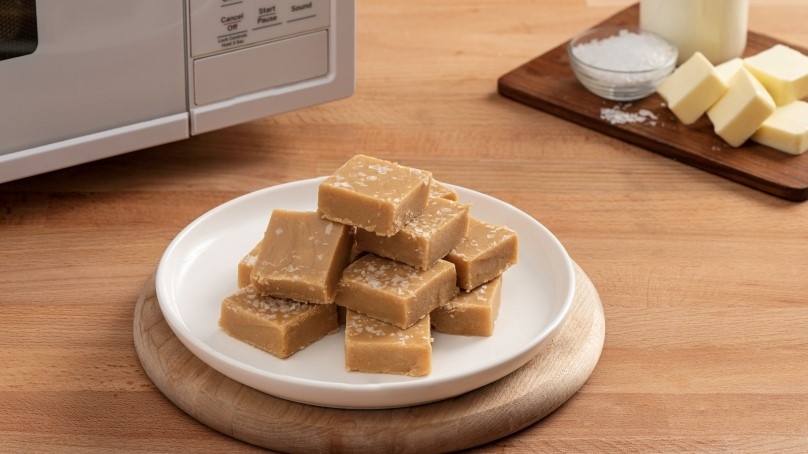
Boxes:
[429,179,458,201]
[317,154,432,236]
[355,197,470,270]
[219,286,338,359]
[237,241,262,288]
[344,310,432,376]
[335,254,457,329]
[446,217,518,291]
[251,209,353,304]
[431,276,502,337]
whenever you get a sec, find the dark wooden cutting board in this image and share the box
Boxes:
[498,3,808,201]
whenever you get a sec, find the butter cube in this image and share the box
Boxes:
[656,52,727,125]
[715,58,744,83]
[707,68,776,147]
[752,100,808,155]
[744,44,808,106]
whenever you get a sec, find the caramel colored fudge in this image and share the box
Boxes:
[348,235,366,263]
[336,254,457,329]
[344,310,432,376]
[219,286,338,359]
[429,179,458,201]
[355,197,470,270]
[318,154,432,236]
[237,241,262,288]
[446,218,518,291]
[431,276,502,337]
[251,209,353,304]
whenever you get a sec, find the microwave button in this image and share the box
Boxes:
[193,29,328,105]
[255,6,281,30]
[287,1,327,24]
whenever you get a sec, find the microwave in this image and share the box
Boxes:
[0,0,355,184]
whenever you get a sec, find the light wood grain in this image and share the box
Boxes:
[132,263,603,453]
[2,1,808,452]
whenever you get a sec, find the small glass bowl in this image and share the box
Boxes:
[568,25,678,101]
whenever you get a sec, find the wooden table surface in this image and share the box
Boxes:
[2,1,807,452]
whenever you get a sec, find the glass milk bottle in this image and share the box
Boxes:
[640,0,749,65]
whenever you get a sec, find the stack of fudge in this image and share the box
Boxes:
[218,155,518,377]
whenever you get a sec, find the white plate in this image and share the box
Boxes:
[156,177,575,409]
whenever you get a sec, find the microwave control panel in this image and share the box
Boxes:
[189,0,331,57]
[185,0,353,135]
[187,0,354,134]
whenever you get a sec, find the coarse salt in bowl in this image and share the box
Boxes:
[568,25,677,101]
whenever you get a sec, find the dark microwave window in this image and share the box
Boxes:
[1,0,37,61]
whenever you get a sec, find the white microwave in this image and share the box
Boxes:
[0,0,355,184]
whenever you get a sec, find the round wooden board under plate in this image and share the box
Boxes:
[133,261,605,453]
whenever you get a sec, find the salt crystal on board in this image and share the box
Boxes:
[600,104,659,126]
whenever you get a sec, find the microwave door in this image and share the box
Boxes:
[0,0,189,181]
